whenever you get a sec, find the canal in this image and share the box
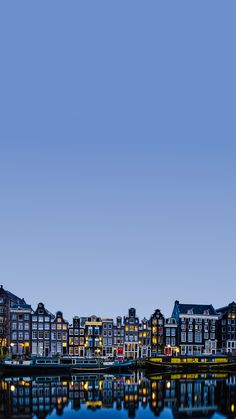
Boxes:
[0,372,235,418]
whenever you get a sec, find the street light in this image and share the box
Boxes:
[10,342,14,357]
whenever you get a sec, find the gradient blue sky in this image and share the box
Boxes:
[0,1,235,321]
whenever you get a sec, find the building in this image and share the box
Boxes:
[113,316,124,357]
[68,316,86,357]
[216,301,236,354]
[102,318,114,358]
[31,302,54,357]
[164,317,178,356]
[51,311,68,356]
[139,318,151,358]
[0,285,27,354]
[123,308,139,359]
[84,315,102,357]
[150,309,165,355]
[172,301,218,355]
[9,301,32,356]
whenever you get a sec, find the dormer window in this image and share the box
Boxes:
[187,309,193,315]
[203,310,209,316]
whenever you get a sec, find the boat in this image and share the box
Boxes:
[71,358,134,373]
[1,357,71,374]
[145,354,236,371]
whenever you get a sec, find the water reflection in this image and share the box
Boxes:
[0,372,235,418]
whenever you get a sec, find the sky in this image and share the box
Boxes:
[0,1,235,322]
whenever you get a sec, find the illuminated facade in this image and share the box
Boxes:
[0,285,27,354]
[84,315,102,357]
[31,302,54,357]
[9,303,32,356]
[124,308,139,359]
[68,316,85,357]
[172,301,219,355]
[150,309,165,355]
[217,301,236,354]
[139,318,151,358]
[51,311,68,356]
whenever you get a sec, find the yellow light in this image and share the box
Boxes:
[10,385,15,392]
[10,343,14,347]
[152,392,156,400]
[166,381,171,389]
[231,404,235,413]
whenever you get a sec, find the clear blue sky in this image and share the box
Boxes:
[0,1,235,322]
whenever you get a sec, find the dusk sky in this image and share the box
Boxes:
[0,1,235,322]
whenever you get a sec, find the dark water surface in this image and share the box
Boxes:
[0,372,235,418]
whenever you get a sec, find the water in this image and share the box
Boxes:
[0,372,235,418]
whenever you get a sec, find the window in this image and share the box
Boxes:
[24,314,29,320]
[166,328,170,336]
[171,328,175,336]
[24,323,29,330]
[12,322,17,330]
[18,332,23,340]
[32,323,37,330]
[24,332,29,340]
[18,323,24,330]
[195,332,202,343]
[188,332,193,342]
[38,331,44,339]
[181,332,186,342]
[171,337,176,346]
[32,331,37,339]
[12,332,17,340]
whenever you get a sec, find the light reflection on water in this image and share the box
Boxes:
[0,371,235,418]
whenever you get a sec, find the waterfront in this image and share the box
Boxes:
[0,372,235,418]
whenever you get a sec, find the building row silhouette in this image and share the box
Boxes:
[0,285,235,358]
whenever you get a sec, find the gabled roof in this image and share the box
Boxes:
[176,303,217,316]
[6,290,26,305]
[216,301,236,314]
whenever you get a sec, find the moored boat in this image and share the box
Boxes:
[146,354,236,371]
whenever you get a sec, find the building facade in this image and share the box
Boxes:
[84,315,102,357]
[172,301,218,355]
[164,317,178,356]
[10,302,32,356]
[68,316,85,357]
[150,309,165,355]
[31,302,54,357]
[102,318,114,358]
[51,311,68,356]
[0,285,27,354]
[139,318,151,358]
[113,316,124,357]
[124,308,139,359]
[216,301,236,354]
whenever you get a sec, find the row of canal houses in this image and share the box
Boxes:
[0,285,236,358]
